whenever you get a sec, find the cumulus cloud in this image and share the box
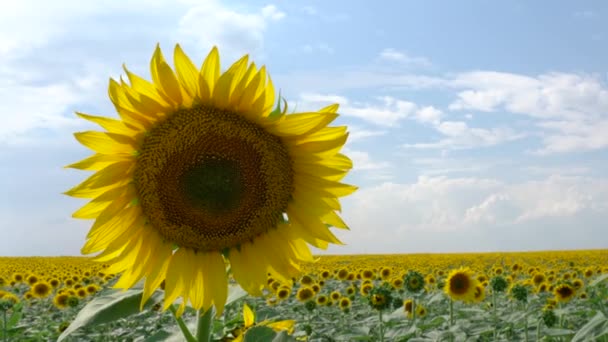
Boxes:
[298,93,416,127]
[378,48,432,67]
[328,174,608,253]
[178,0,285,59]
[448,71,608,153]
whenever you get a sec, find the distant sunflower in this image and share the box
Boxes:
[31,282,52,298]
[66,44,356,316]
[473,283,485,302]
[276,286,290,301]
[554,283,576,303]
[339,297,351,311]
[316,294,328,306]
[296,287,315,302]
[444,267,477,302]
[53,294,70,310]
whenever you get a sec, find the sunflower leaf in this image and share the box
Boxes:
[243,326,277,342]
[57,288,163,341]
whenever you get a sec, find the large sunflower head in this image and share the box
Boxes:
[66,44,356,316]
[444,267,477,302]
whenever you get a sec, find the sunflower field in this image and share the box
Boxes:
[1,250,607,341]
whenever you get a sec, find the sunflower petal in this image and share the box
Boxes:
[174,44,199,100]
[271,112,338,137]
[199,46,220,100]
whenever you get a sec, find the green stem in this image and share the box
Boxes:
[412,297,416,323]
[196,307,214,342]
[449,299,454,342]
[169,305,197,342]
[536,318,541,342]
[3,309,7,342]
[523,303,529,342]
[493,291,498,340]
[449,298,454,326]
[378,310,384,342]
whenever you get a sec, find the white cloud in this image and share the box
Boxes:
[300,43,334,54]
[345,149,391,171]
[447,71,608,153]
[178,1,285,58]
[298,93,416,127]
[347,126,387,143]
[261,5,286,20]
[326,174,608,253]
[378,48,432,67]
[414,106,442,125]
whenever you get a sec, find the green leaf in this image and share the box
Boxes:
[545,328,575,337]
[272,330,297,342]
[57,288,162,341]
[243,326,277,342]
[6,302,23,329]
[589,273,608,287]
[571,311,608,342]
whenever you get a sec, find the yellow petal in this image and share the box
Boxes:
[83,205,142,254]
[229,245,265,296]
[123,64,171,106]
[64,161,133,198]
[141,237,171,310]
[319,103,339,113]
[236,66,265,115]
[271,112,338,137]
[289,132,349,157]
[74,131,136,154]
[288,210,343,245]
[163,249,189,311]
[265,320,296,333]
[174,44,199,100]
[206,252,228,316]
[75,112,136,135]
[71,185,129,219]
[294,173,358,198]
[199,46,220,101]
[229,62,257,107]
[150,44,182,105]
[243,303,255,327]
[189,252,206,310]
[212,54,249,109]
[65,153,133,171]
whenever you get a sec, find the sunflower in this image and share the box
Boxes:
[473,284,485,302]
[296,287,315,302]
[31,282,52,298]
[276,286,290,301]
[330,290,341,301]
[316,294,328,306]
[339,297,351,311]
[554,283,576,303]
[53,294,70,310]
[66,44,355,316]
[26,275,39,286]
[444,267,477,302]
[360,283,373,296]
[403,299,413,314]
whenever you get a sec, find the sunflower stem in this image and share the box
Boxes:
[169,305,197,342]
[196,307,214,342]
[2,308,6,342]
[412,297,416,323]
[536,318,542,342]
[378,310,384,342]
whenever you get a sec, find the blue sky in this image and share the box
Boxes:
[1,0,607,256]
